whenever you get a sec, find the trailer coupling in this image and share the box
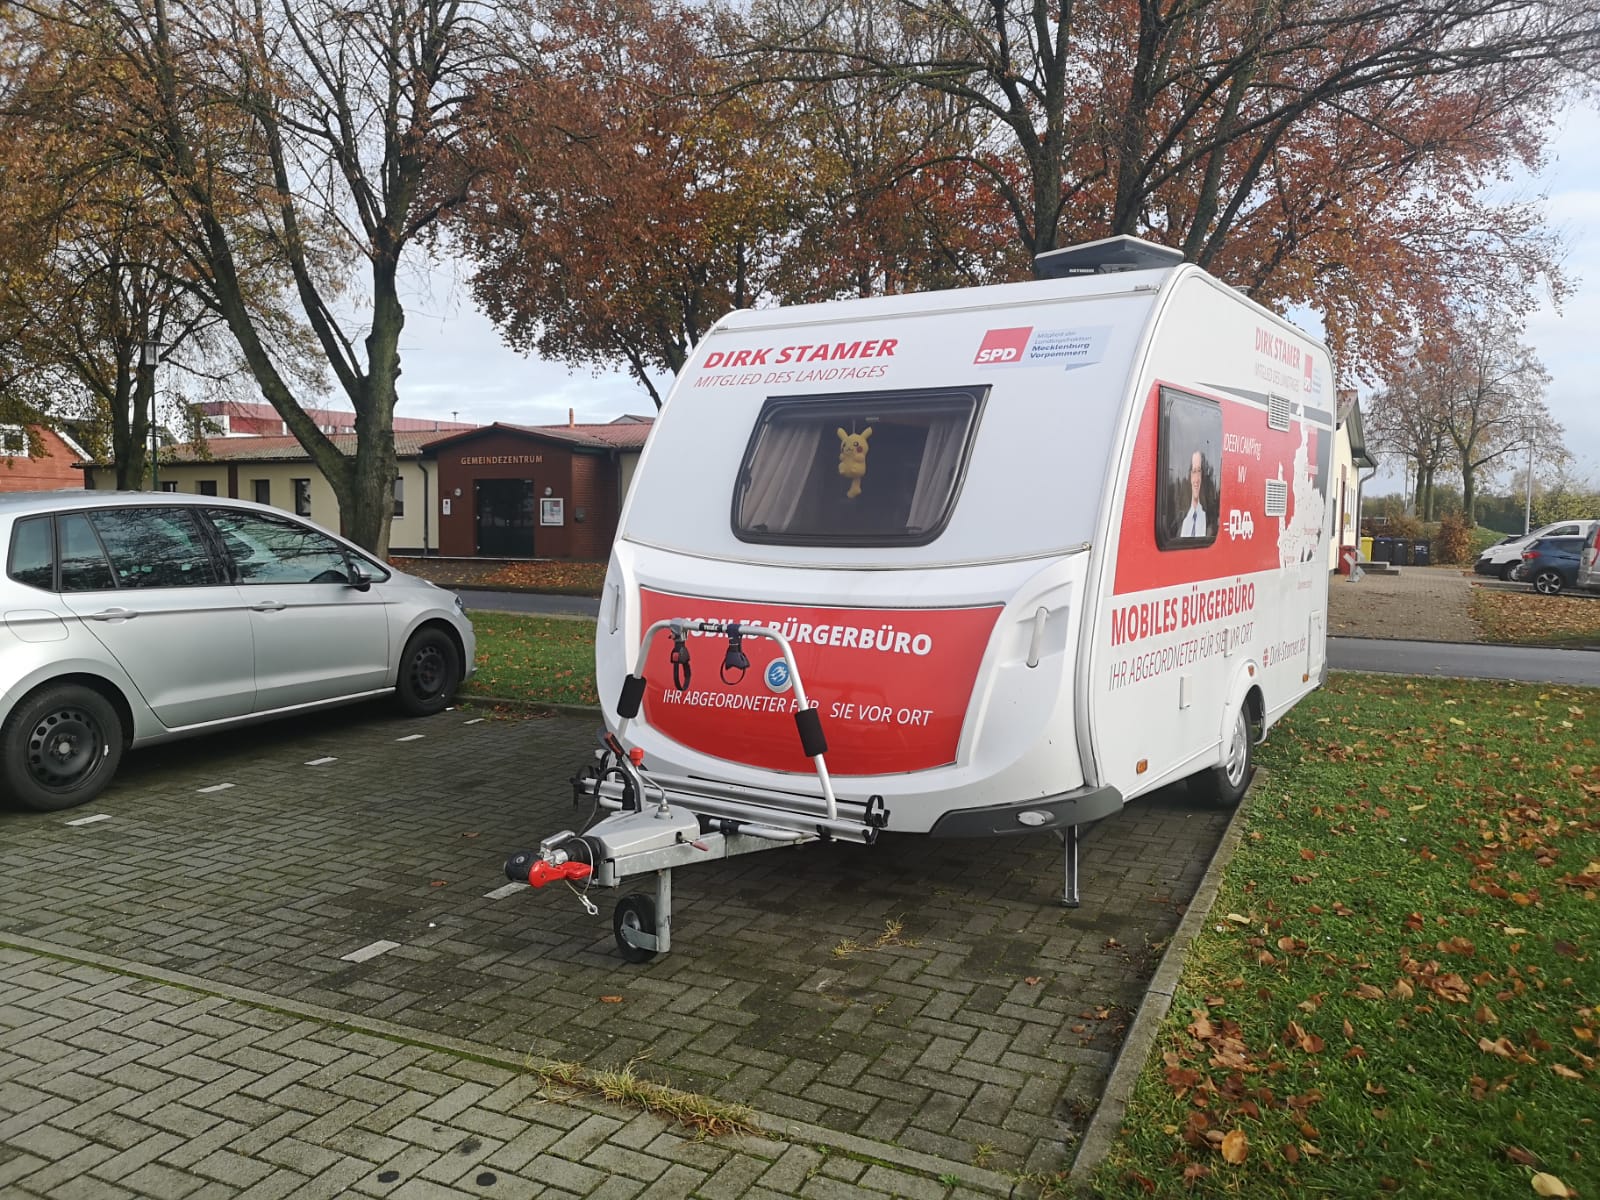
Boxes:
[503,618,888,963]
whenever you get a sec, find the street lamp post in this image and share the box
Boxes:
[141,339,161,490]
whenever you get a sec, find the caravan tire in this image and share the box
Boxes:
[1190,704,1253,808]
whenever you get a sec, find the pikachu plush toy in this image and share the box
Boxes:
[837,426,872,499]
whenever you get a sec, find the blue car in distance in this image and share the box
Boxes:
[1514,535,1589,595]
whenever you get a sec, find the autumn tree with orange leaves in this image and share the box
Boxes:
[743,0,1595,376]
[449,0,1023,403]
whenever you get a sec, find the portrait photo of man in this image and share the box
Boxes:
[1177,450,1210,538]
[1156,388,1220,549]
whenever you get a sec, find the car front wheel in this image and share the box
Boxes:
[1,684,125,812]
[395,627,462,716]
[1499,562,1518,581]
[1533,569,1565,596]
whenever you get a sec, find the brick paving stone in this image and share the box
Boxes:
[1,704,1229,1186]
[119,1161,208,1198]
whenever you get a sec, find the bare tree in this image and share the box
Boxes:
[1366,349,1457,520]
[1434,310,1554,525]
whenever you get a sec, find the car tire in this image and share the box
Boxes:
[1533,570,1565,596]
[0,684,124,812]
[1498,562,1517,581]
[1189,703,1254,808]
[395,627,462,716]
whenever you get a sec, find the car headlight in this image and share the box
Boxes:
[453,592,465,612]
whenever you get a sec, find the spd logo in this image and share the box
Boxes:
[974,327,1032,365]
[764,658,792,692]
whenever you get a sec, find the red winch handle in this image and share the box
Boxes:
[526,859,593,888]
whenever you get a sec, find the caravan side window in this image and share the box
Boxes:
[732,387,986,547]
[1156,387,1221,550]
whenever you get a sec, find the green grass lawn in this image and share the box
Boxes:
[1092,675,1600,1199]
[459,612,600,707]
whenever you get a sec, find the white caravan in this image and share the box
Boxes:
[506,237,1335,960]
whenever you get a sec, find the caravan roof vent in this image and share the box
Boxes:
[1033,235,1186,280]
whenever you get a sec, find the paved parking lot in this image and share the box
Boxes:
[1,704,1230,1195]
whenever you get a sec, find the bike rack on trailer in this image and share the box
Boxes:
[503,619,890,961]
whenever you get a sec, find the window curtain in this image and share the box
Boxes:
[906,416,966,531]
[740,421,817,530]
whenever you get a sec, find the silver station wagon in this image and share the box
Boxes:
[1,491,476,812]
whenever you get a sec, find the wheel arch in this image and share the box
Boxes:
[7,673,134,747]
[397,617,468,679]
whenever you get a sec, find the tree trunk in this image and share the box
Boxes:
[1461,463,1477,528]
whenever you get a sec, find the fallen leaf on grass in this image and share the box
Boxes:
[1532,1173,1572,1197]
[1505,1146,1539,1167]
[1480,1037,1516,1058]
[1220,1129,1249,1164]
[1551,1064,1583,1079]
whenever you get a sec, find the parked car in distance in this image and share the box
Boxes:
[1513,535,1590,595]
[1580,523,1600,593]
[1475,519,1598,580]
[2,491,475,812]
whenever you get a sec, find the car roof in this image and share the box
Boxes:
[0,490,279,517]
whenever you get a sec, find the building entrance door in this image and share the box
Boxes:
[475,479,535,556]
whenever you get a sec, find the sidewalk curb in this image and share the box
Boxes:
[0,933,1018,1197]
[1066,783,1253,1190]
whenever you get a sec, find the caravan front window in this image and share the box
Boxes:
[732,387,985,546]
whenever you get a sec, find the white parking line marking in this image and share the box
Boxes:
[305,757,338,766]
[64,814,112,827]
[197,783,235,794]
[463,718,485,725]
[340,940,401,963]
[395,734,425,742]
[483,882,529,900]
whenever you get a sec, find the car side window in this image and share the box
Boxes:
[7,516,55,590]
[208,509,352,585]
[58,514,118,592]
[87,508,219,589]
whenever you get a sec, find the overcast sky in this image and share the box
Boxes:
[389,104,1600,491]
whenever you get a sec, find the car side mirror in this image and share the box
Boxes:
[348,560,373,593]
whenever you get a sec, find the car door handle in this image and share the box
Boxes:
[250,600,287,612]
[87,607,137,621]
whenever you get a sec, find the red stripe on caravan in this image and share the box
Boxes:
[637,590,1000,775]
[1113,382,1326,595]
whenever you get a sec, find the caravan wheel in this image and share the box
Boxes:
[1189,704,1254,808]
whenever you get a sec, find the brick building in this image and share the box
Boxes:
[426,419,652,559]
[0,424,90,492]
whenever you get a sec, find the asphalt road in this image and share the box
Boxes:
[457,589,1600,687]
[1327,636,1600,686]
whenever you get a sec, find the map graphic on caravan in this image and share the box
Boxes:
[504,235,1336,961]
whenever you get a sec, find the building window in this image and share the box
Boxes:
[393,475,405,518]
[253,479,271,505]
[160,481,179,493]
[0,424,27,457]
[197,480,218,496]
[293,478,311,517]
